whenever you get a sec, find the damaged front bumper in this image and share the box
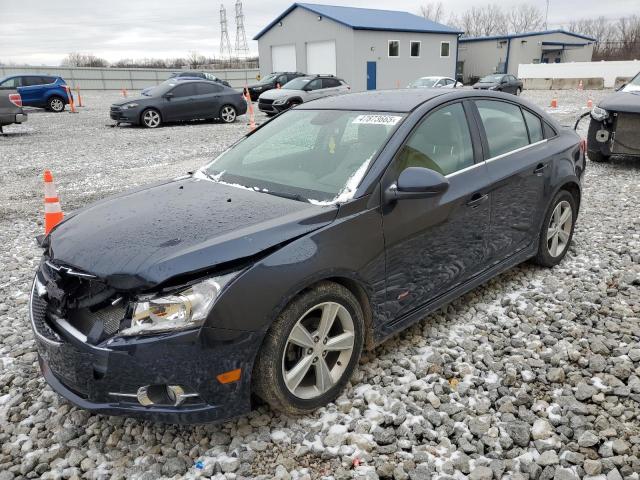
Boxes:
[30,272,264,424]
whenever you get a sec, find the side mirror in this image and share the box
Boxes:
[384,167,449,203]
[163,92,174,99]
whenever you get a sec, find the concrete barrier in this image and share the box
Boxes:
[523,78,553,90]
[518,60,640,88]
[550,77,603,90]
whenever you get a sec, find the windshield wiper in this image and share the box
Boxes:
[261,190,309,203]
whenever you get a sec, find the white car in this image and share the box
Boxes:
[258,75,350,115]
[408,76,463,89]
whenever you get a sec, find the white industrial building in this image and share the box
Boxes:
[254,3,462,92]
[458,30,596,83]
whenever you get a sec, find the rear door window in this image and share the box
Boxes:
[475,100,530,158]
[22,76,43,86]
[196,82,223,95]
[322,78,340,88]
[522,109,544,143]
[171,83,197,97]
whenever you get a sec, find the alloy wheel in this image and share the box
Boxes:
[220,106,236,123]
[143,110,160,128]
[50,98,64,112]
[547,200,572,257]
[282,302,355,400]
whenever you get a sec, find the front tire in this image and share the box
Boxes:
[254,282,364,415]
[587,119,610,162]
[47,96,65,112]
[141,108,162,128]
[533,190,577,267]
[219,105,237,123]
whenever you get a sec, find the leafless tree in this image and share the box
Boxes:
[505,4,545,33]
[419,2,445,23]
[458,5,507,37]
[61,52,109,68]
[569,15,640,60]
[186,51,207,69]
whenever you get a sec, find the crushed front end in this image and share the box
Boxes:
[30,258,262,424]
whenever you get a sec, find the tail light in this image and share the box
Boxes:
[9,93,22,107]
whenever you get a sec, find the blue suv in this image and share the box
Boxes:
[0,74,71,112]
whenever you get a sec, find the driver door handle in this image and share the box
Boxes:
[467,193,489,208]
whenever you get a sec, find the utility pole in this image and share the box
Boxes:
[220,4,232,59]
[545,0,550,30]
[234,0,249,59]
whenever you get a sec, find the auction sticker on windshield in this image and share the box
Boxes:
[353,114,403,125]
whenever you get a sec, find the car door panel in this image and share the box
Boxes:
[162,83,197,121]
[19,76,42,106]
[194,83,223,118]
[381,101,491,321]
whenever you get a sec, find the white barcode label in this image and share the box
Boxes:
[353,114,402,126]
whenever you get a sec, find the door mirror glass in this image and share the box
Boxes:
[385,167,449,202]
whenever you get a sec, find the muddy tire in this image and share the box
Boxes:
[533,190,577,268]
[253,281,364,415]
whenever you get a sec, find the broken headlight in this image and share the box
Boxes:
[591,106,609,122]
[119,272,239,336]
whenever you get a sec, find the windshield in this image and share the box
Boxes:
[258,73,278,84]
[480,74,504,83]
[409,78,438,88]
[283,77,311,90]
[622,72,640,92]
[202,110,404,204]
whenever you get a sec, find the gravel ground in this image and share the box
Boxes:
[0,89,639,480]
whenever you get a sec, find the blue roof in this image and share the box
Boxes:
[459,29,596,43]
[253,3,463,40]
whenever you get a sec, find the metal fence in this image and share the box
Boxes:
[0,66,261,90]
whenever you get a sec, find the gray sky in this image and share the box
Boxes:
[0,0,635,65]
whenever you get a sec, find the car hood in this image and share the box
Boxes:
[598,91,640,113]
[111,96,153,107]
[260,89,300,100]
[47,176,338,291]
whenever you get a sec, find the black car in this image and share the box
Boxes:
[587,71,640,162]
[170,71,231,87]
[33,89,584,424]
[0,90,27,132]
[110,79,247,128]
[246,72,306,101]
[473,74,523,95]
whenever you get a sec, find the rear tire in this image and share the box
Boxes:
[47,96,65,112]
[253,281,364,415]
[219,105,237,123]
[141,108,162,128]
[533,190,577,268]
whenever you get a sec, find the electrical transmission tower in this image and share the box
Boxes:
[234,0,249,58]
[219,4,232,58]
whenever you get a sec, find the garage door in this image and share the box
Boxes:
[306,40,336,76]
[272,44,297,72]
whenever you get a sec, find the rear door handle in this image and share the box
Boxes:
[534,163,547,175]
[467,193,489,208]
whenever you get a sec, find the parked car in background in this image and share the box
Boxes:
[33,89,584,423]
[258,75,350,115]
[0,74,71,112]
[110,79,247,128]
[141,73,232,97]
[587,71,640,162]
[408,76,463,89]
[473,74,523,95]
[0,90,27,132]
[247,72,306,101]
[170,71,231,87]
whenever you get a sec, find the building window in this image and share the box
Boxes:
[440,41,450,57]
[388,40,399,57]
[410,41,421,57]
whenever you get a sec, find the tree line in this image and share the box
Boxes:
[58,51,258,69]
[420,2,640,61]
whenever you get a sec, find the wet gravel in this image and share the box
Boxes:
[0,89,639,480]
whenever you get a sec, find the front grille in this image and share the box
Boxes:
[612,113,640,155]
[259,98,274,105]
[31,293,61,343]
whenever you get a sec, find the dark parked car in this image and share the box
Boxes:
[247,72,306,101]
[587,71,640,162]
[473,74,523,95]
[0,74,71,112]
[170,71,231,87]
[110,79,247,128]
[0,90,27,132]
[32,89,584,423]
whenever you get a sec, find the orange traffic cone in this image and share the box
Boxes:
[244,89,256,130]
[550,98,558,108]
[578,80,584,91]
[587,97,593,108]
[75,86,83,107]
[65,86,77,113]
[44,170,63,234]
